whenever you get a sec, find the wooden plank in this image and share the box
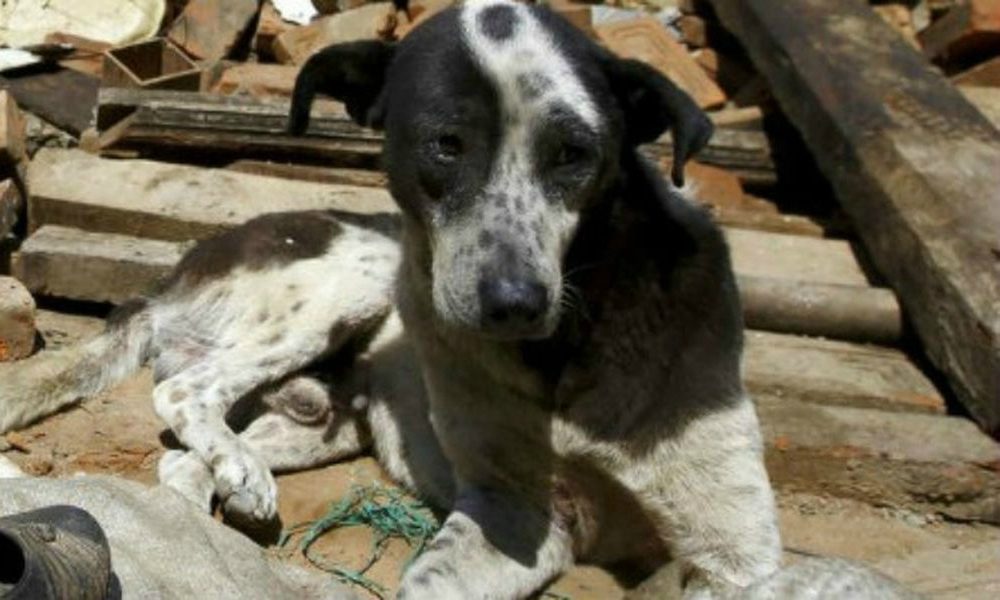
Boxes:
[709,207,828,237]
[745,330,940,413]
[596,17,726,109]
[725,228,870,286]
[740,277,901,344]
[709,0,1000,432]
[211,63,298,98]
[27,149,397,242]
[0,68,99,136]
[96,88,776,185]
[760,393,1000,523]
[12,226,184,304]
[225,160,389,188]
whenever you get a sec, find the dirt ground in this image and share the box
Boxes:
[2,309,998,599]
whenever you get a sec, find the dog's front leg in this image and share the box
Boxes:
[398,487,573,600]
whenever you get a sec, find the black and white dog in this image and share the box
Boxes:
[0,1,917,597]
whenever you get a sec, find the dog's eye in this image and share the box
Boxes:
[433,135,463,162]
[554,143,588,167]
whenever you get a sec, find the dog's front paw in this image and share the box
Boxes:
[158,450,215,513]
[211,451,278,523]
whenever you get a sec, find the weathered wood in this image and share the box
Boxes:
[27,150,397,242]
[744,330,937,412]
[0,68,99,136]
[226,160,389,188]
[13,223,898,351]
[12,226,184,304]
[102,38,202,91]
[725,228,870,286]
[211,63,298,98]
[708,207,828,237]
[710,0,1000,432]
[760,393,1000,523]
[740,277,902,344]
[96,88,776,185]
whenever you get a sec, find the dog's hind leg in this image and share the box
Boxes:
[397,487,574,600]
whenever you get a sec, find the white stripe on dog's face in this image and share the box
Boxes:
[426,1,606,338]
[460,0,600,132]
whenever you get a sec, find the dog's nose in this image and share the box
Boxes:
[478,277,549,327]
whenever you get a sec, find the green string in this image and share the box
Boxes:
[279,483,440,599]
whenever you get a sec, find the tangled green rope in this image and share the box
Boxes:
[279,483,440,599]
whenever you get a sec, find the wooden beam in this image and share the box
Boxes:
[739,276,901,344]
[745,330,940,413]
[0,68,99,136]
[95,88,776,186]
[12,226,185,304]
[709,0,1000,432]
[760,393,1000,523]
[725,228,870,286]
[27,149,397,242]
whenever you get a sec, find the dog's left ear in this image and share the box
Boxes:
[288,40,396,135]
[604,58,713,187]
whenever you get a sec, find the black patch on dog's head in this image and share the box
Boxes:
[479,3,518,40]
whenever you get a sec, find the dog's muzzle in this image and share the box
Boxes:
[477,276,550,337]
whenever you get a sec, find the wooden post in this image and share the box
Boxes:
[709,0,1000,432]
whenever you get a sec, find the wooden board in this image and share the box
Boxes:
[745,330,941,413]
[96,88,776,185]
[12,226,185,304]
[0,68,99,136]
[27,149,397,242]
[739,276,901,344]
[710,0,1000,432]
[760,393,1000,523]
[725,228,870,286]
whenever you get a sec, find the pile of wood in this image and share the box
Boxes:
[1,0,999,522]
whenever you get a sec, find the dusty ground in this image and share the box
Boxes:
[2,309,998,599]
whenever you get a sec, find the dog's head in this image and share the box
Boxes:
[290,0,711,340]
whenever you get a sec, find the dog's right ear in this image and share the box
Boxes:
[288,41,396,135]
